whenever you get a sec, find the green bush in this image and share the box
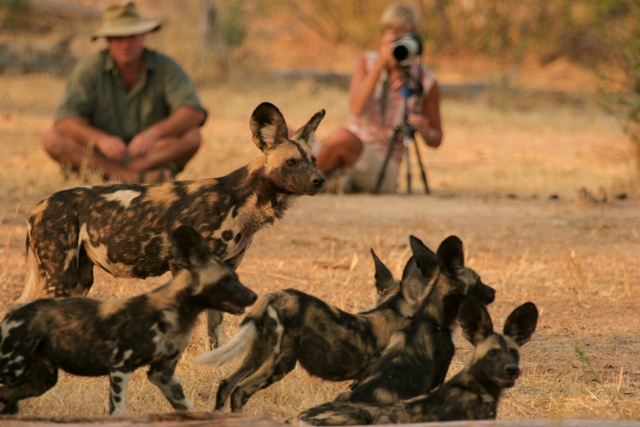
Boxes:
[0,0,29,29]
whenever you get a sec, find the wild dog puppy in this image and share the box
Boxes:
[294,297,538,425]
[338,235,496,404]
[19,102,325,346]
[194,241,439,413]
[0,226,257,415]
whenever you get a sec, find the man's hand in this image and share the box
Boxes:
[95,135,128,163]
[129,129,159,158]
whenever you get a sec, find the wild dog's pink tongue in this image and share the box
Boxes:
[497,377,516,386]
[222,301,244,314]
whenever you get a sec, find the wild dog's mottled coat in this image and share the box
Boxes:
[0,226,257,415]
[19,102,324,344]
[339,235,496,404]
[195,242,439,412]
[295,297,538,425]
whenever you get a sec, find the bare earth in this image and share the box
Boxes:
[0,188,639,419]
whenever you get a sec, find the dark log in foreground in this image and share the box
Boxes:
[0,412,283,427]
[1,413,640,427]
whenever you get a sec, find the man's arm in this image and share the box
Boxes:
[55,117,128,162]
[128,106,206,158]
[144,106,205,140]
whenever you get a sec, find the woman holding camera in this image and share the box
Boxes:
[316,2,443,194]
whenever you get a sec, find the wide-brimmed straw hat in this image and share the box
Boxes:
[92,1,161,41]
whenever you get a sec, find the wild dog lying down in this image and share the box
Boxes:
[0,225,257,415]
[19,102,324,346]
[295,297,538,425]
[194,240,440,412]
[338,235,496,404]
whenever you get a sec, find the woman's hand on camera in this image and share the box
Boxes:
[377,30,396,68]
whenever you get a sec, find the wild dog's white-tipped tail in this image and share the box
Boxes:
[195,321,257,366]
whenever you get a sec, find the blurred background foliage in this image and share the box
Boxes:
[1,0,637,84]
[1,0,640,167]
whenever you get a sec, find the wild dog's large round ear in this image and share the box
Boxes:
[408,235,439,278]
[292,109,326,144]
[503,302,538,346]
[170,225,211,270]
[371,248,396,296]
[458,296,494,346]
[250,102,289,152]
[436,235,464,276]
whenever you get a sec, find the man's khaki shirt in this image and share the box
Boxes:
[55,49,206,143]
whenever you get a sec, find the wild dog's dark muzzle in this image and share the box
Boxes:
[312,174,325,189]
[504,365,519,378]
[472,282,496,305]
[495,364,519,388]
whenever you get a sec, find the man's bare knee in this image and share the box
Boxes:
[42,128,71,159]
[181,127,202,151]
[176,127,202,166]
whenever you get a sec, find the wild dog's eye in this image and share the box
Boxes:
[510,348,519,357]
[487,349,499,357]
[286,158,297,166]
[311,156,317,165]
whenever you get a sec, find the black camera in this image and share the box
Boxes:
[392,33,422,67]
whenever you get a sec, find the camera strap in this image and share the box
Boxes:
[413,65,425,115]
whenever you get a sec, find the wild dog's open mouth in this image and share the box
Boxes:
[495,377,517,387]
[220,301,246,315]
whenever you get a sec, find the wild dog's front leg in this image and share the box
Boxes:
[109,370,132,415]
[147,360,195,412]
[207,310,224,349]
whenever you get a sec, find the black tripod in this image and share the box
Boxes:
[373,70,430,195]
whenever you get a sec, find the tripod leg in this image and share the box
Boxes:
[411,138,430,194]
[374,127,401,194]
[403,135,412,194]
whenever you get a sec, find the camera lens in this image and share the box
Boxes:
[391,33,422,66]
[393,45,411,62]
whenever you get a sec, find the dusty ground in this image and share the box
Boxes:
[0,188,639,420]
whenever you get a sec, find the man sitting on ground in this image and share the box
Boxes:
[42,1,207,183]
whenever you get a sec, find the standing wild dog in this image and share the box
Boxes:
[19,102,325,346]
[338,235,496,404]
[0,225,257,415]
[194,239,441,413]
[295,297,538,425]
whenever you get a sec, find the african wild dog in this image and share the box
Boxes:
[295,297,538,425]
[194,239,440,413]
[337,235,496,405]
[18,102,324,346]
[0,225,257,415]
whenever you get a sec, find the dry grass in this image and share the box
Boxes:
[0,72,639,422]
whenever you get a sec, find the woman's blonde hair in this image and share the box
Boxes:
[380,3,422,34]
